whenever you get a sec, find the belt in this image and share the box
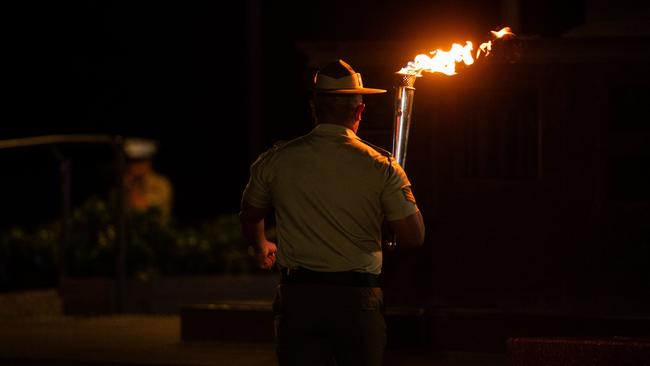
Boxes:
[280,267,380,287]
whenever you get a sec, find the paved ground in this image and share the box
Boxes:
[0,290,507,366]
[0,315,508,366]
[0,315,271,366]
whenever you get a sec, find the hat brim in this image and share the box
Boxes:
[313,87,387,95]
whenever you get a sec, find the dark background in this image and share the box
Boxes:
[3,0,650,336]
[2,0,588,225]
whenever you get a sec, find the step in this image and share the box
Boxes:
[507,336,650,366]
[180,301,430,350]
[181,303,650,353]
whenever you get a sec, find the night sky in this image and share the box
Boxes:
[1,0,596,226]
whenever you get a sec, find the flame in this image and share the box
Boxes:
[398,27,515,77]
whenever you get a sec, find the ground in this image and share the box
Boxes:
[0,289,507,366]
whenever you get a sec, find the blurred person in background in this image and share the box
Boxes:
[123,138,173,224]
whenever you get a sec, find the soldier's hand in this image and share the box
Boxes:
[254,241,277,269]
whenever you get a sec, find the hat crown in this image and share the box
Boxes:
[313,59,386,95]
[318,59,356,79]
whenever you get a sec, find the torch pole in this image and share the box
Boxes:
[392,73,417,168]
[385,73,418,248]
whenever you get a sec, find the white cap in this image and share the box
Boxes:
[124,138,158,159]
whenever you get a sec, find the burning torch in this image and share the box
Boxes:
[385,27,515,248]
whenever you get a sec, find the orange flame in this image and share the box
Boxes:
[398,27,515,77]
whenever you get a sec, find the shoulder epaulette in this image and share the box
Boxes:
[355,138,393,159]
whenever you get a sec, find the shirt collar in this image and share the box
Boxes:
[311,123,358,139]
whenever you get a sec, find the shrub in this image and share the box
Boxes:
[0,197,256,291]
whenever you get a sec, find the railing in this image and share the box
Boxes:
[0,134,129,313]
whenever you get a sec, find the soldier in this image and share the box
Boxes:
[123,138,173,224]
[240,59,424,365]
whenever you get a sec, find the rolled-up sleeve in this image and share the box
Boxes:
[242,151,273,209]
[380,160,419,221]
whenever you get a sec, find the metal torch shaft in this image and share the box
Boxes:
[385,73,417,249]
[392,74,417,168]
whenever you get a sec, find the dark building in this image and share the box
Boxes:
[256,0,650,350]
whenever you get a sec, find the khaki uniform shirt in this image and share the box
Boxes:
[126,172,173,224]
[242,123,418,274]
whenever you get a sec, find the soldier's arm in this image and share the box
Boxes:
[387,210,424,248]
[239,200,277,269]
